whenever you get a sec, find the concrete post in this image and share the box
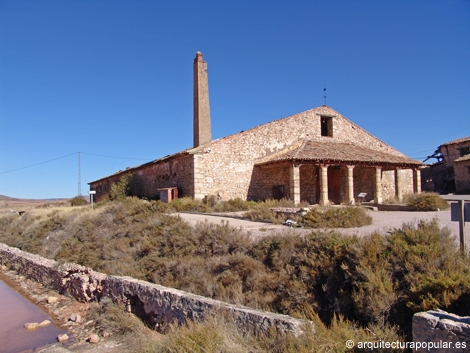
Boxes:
[458,200,466,256]
[319,165,329,206]
[347,165,355,205]
[413,168,422,194]
[395,168,403,203]
[290,164,301,205]
[374,167,383,204]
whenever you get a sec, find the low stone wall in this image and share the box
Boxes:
[413,310,470,352]
[0,243,311,336]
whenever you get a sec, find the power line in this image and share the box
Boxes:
[80,152,150,160]
[405,149,436,156]
[0,153,77,175]
[0,152,151,175]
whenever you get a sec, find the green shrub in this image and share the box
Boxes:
[243,203,278,223]
[167,197,210,212]
[301,206,372,228]
[70,196,88,206]
[109,173,133,201]
[406,192,450,211]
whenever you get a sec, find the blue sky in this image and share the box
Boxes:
[1,0,469,199]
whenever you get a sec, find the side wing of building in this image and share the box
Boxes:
[88,152,195,201]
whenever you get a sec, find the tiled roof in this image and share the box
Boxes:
[441,136,470,146]
[88,150,190,184]
[256,139,423,166]
[455,154,470,163]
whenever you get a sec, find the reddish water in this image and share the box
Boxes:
[0,279,68,353]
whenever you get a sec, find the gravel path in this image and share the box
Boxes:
[176,209,469,246]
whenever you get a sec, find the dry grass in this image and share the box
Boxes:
[383,192,450,211]
[1,197,469,345]
[133,310,403,353]
[406,192,450,211]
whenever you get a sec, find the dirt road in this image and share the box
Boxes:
[175,209,469,246]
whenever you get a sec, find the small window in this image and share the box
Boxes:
[459,147,470,157]
[321,116,333,137]
[273,185,285,200]
[467,166,470,175]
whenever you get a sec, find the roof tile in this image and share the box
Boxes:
[256,139,423,166]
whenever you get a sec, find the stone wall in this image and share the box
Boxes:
[0,243,311,336]
[248,164,291,201]
[352,167,376,203]
[89,106,418,204]
[89,154,194,200]
[192,106,416,201]
[413,310,470,352]
[441,143,470,168]
[300,165,317,204]
[455,160,470,194]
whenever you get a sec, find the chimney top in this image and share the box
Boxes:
[195,51,203,62]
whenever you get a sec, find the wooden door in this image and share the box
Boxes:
[328,168,341,204]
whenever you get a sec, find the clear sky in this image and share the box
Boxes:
[1,0,469,199]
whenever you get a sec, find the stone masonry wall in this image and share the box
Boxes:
[192,106,416,201]
[90,154,194,200]
[455,160,470,193]
[413,310,470,352]
[300,165,317,204]
[0,243,311,336]
[352,167,376,203]
[248,164,291,201]
[441,143,470,168]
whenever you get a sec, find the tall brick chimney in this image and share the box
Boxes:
[193,51,212,147]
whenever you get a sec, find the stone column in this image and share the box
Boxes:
[319,165,329,206]
[346,165,355,205]
[395,168,403,203]
[413,168,422,194]
[290,164,301,205]
[374,167,383,204]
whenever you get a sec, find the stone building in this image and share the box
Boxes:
[89,52,423,204]
[441,137,470,194]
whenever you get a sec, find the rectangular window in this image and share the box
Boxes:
[467,166,470,175]
[459,147,470,157]
[321,116,333,137]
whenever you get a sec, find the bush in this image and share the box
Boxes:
[70,196,88,206]
[407,192,450,211]
[2,197,470,344]
[301,206,372,228]
[243,203,278,223]
[109,173,133,201]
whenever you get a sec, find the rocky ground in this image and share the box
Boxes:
[0,267,127,353]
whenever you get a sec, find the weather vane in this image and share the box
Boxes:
[323,86,327,106]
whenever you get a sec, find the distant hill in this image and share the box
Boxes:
[0,195,20,201]
[0,195,70,209]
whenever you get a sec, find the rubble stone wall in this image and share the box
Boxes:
[455,160,470,193]
[0,243,310,336]
[90,154,194,200]
[440,143,470,168]
[193,106,414,200]
[413,310,470,352]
